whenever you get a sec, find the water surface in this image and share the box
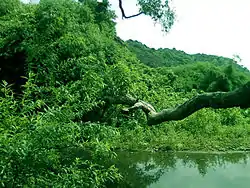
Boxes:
[111,151,250,188]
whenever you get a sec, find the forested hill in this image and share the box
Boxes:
[125,40,249,72]
[125,39,250,92]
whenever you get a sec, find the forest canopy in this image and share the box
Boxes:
[1,0,250,187]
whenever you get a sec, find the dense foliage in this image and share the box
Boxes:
[1,0,250,187]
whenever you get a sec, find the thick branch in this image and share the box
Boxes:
[105,82,250,126]
[118,0,144,19]
[147,82,250,125]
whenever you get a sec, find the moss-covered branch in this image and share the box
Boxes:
[106,82,250,126]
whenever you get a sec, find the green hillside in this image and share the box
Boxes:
[126,40,249,70]
[126,40,250,92]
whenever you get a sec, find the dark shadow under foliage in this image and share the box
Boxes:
[0,52,27,93]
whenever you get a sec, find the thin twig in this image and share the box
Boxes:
[118,0,144,19]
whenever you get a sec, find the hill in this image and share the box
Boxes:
[126,40,250,92]
[126,40,249,71]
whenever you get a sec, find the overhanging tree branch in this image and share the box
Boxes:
[105,82,250,126]
[118,0,144,19]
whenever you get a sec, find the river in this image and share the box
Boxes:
[109,151,250,188]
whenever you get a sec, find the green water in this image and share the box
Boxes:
[111,151,250,188]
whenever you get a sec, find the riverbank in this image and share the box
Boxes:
[93,108,250,152]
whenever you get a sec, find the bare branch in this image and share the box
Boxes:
[118,0,144,19]
[122,100,156,118]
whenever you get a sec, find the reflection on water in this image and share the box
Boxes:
[109,151,250,188]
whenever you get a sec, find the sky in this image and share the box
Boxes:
[109,0,250,69]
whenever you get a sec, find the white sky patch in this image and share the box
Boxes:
[20,0,30,3]
[109,0,250,69]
